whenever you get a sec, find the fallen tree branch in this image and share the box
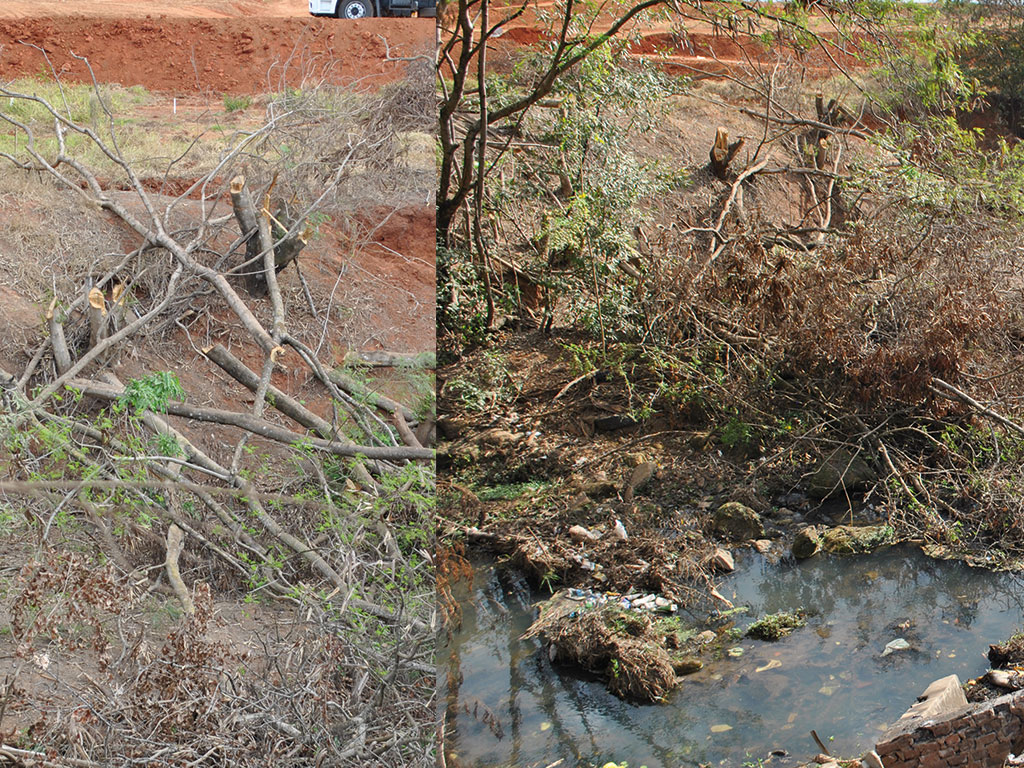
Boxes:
[203,344,383,487]
[929,378,1024,440]
[45,298,72,375]
[0,744,103,768]
[343,351,435,368]
[68,379,433,462]
[393,410,423,449]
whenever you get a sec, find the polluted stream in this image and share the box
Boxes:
[440,545,1024,767]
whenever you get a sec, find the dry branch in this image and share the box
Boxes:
[68,378,433,462]
[394,410,424,449]
[164,523,195,616]
[929,378,1024,440]
[85,375,422,630]
[45,298,72,375]
[344,351,436,368]
[202,345,407,483]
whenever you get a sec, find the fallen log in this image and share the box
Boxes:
[204,344,338,435]
[343,350,436,369]
[393,410,423,449]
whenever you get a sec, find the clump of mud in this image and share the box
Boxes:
[524,603,679,702]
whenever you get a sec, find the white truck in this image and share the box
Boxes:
[309,0,435,17]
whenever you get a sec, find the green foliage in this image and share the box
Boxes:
[475,480,551,502]
[539,570,560,592]
[437,244,491,356]
[531,47,686,338]
[117,371,186,414]
[882,114,1024,214]
[720,417,755,452]
[151,431,184,458]
[864,11,981,144]
[223,94,253,113]
[960,8,1024,133]
[446,349,518,413]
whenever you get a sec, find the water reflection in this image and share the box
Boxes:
[441,546,1024,767]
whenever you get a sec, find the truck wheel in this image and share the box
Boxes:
[418,5,436,15]
[337,0,373,17]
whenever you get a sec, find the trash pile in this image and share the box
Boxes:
[563,587,678,615]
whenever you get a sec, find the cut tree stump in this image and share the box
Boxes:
[710,126,746,179]
[87,286,107,352]
[230,175,308,297]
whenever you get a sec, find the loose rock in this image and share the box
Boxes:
[713,502,765,541]
[821,524,893,555]
[711,547,735,572]
[569,492,591,511]
[568,525,599,544]
[610,519,628,541]
[625,461,657,497]
[582,474,617,498]
[792,526,822,559]
[808,449,876,499]
[673,657,703,675]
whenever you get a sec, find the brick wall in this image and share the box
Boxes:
[876,676,1024,768]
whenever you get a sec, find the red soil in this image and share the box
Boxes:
[0,16,433,94]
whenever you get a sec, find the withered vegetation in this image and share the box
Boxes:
[0,48,435,767]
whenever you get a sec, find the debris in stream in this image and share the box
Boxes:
[967,631,1024,701]
[522,589,692,702]
[988,632,1024,668]
[881,638,912,656]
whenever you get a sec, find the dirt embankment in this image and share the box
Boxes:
[491,25,866,79]
[0,16,432,94]
[0,0,307,18]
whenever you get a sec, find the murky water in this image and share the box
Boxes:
[440,546,1024,768]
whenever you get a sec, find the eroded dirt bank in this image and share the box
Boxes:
[0,17,431,93]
